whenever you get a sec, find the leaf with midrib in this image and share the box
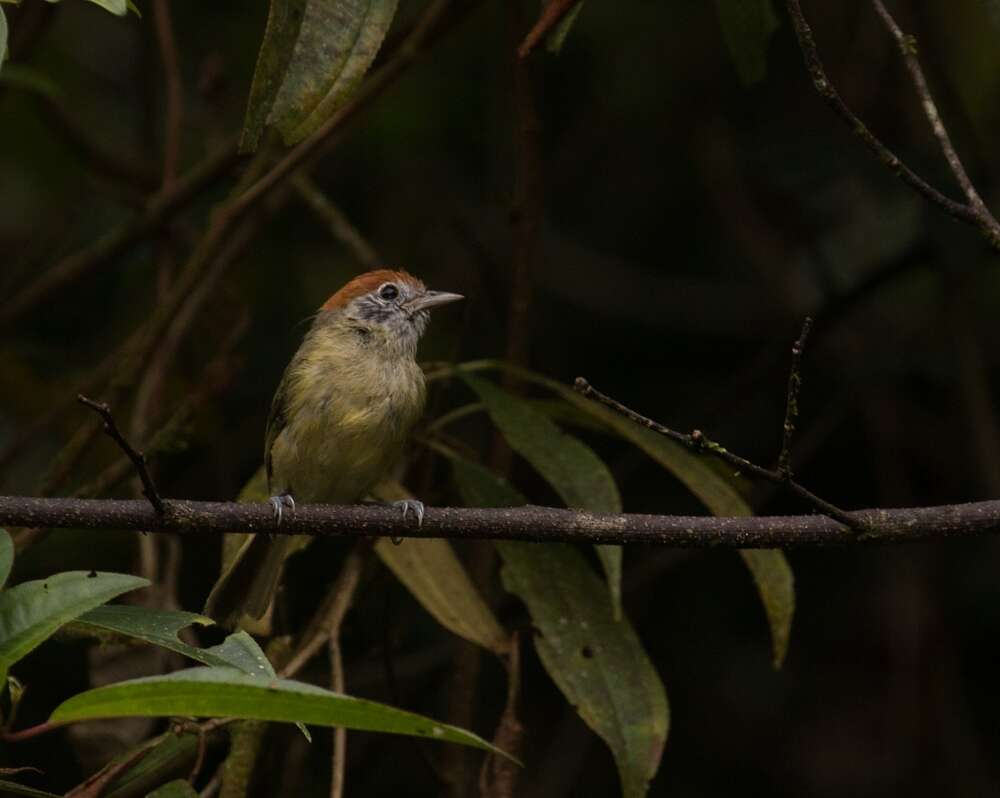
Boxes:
[452,361,795,668]
[450,453,667,797]
[461,374,624,619]
[0,529,12,589]
[0,572,149,685]
[51,666,516,762]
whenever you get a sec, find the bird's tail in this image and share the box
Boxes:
[204,534,290,629]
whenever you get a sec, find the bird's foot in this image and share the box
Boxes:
[390,499,424,545]
[269,493,296,525]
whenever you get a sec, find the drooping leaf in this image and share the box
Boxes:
[0,7,7,68]
[144,780,198,798]
[0,64,62,98]
[371,479,509,655]
[239,0,308,151]
[500,543,667,798]
[714,0,779,84]
[461,374,624,618]
[82,0,128,15]
[738,549,794,667]
[0,572,149,684]
[546,0,585,54]
[0,780,60,798]
[0,529,12,589]
[51,666,516,762]
[449,454,527,509]
[241,0,399,149]
[453,361,796,666]
[375,538,510,655]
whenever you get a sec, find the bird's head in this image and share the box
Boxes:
[319,269,462,356]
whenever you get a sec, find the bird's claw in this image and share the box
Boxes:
[269,493,295,525]
[391,499,424,545]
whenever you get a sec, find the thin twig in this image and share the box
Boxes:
[783,0,1000,251]
[869,0,997,234]
[573,377,860,529]
[517,0,581,59]
[293,174,381,268]
[2,494,1000,547]
[77,396,165,515]
[778,317,812,477]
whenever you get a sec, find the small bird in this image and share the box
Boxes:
[205,269,462,627]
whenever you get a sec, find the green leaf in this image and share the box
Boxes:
[145,780,198,798]
[82,0,128,15]
[242,0,399,149]
[452,361,796,666]
[0,64,62,98]
[239,0,308,152]
[376,538,510,655]
[546,0,585,54]
[75,604,312,740]
[0,780,60,798]
[461,374,624,618]
[714,0,779,84]
[104,733,199,798]
[0,7,7,68]
[738,549,794,667]
[51,666,516,762]
[371,479,509,654]
[449,454,527,509]
[500,543,667,798]
[0,529,12,590]
[0,572,149,684]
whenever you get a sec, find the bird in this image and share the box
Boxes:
[204,268,463,628]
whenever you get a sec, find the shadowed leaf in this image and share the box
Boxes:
[500,543,668,798]
[144,780,198,798]
[547,0,585,54]
[242,0,399,149]
[0,572,148,685]
[461,374,624,618]
[51,667,516,761]
[714,0,779,84]
[0,529,12,589]
[0,780,60,798]
[372,479,509,655]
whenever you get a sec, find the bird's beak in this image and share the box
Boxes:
[405,290,464,312]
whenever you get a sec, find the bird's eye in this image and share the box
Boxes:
[378,283,399,301]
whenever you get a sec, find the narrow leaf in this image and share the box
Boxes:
[738,549,794,667]
[104,733,199,798]
[0,529,12,589]
[462,374,624,618]
[0,780,60,798]
[0,572,149,684]
[239,0,308,152]
[547,0,585,54]
[372,479,509,655]
[0,7,7,68]
[500,543,667,798]
[51,667,515,761]
[714,0,779,84]
[253,0,400,146]
[376,538,509,655]
[145,780,198,798]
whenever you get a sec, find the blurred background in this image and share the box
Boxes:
[1,0,999,795]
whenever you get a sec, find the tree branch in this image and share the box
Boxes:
[1,495,999,547]
[77,396,164,515]
[783,0,1000,250]
[573,377,860,529]
[778,316,812,477]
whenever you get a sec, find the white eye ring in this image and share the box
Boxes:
[378,283,399,301]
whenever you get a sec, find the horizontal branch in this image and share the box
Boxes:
[1,496,999,548]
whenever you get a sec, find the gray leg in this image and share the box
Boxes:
[391,499,425,544]
[268,493,296,524]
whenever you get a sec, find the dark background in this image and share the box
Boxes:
[1,0,999,795]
